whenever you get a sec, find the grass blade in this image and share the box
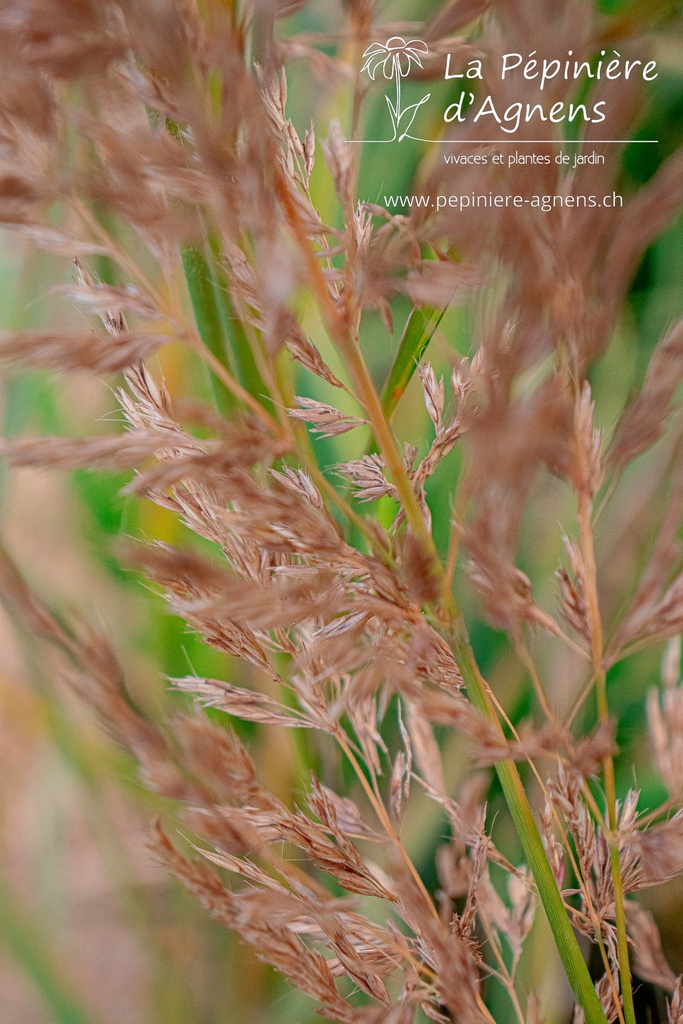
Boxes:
[208,255,271,409]
[380,303,447,421]
[449,628,609,1024]
[182,244,272,412]
[182,246,237,414]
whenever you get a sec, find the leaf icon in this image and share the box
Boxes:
[398,93,431,141]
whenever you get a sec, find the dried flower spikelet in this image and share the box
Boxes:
[322,120,354,210]
[390,750,410,826]
[406,706,447,798]
[612,570,683,654]
[571,382,604,498]
[72,257,128,334]
[596,972,621,1024]
[402,530,441,606]
[467,542,554,637]
[541,797,565,888]
[307,778,379,840]
[454,835,488,942]
[607,491,683,660]
[303,123,315,180]
[506,868,535,963]
[350,202,373,261]
[289,396,368,437]
[285,324,346,389]
[668,980,683,1024]
[339,454,399,504]
[418,363,445,428]
[0,430,206,473]
[450,361,471,404]
[0,545,72,647]
[0,328,171,374]
[551,764,596,882]
[171,675,314,730]
[556,536,592,644]
[648,643,683,799]
[608,317,683,469]
[572,974,620,1024]
[625,901,677,992]
[153,821,368,1023]
[630,812,683,888]
[403,442,419,475]
[270,465,324,510]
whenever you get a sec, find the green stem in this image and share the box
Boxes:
[322,322,605,1023]
[448,621,609,1024]
[338,324,602,1017]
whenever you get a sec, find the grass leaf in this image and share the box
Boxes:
[450,629,610,1024]
[182,246,237,415]
[380,303,447,421]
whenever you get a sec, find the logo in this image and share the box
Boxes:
[361,37,431,142]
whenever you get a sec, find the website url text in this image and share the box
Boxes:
[383,192,623,212]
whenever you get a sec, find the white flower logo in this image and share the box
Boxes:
[361,37,431,142]
[361,36,429,80]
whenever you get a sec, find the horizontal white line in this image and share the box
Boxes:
[347,138,659,144]
[441,140,658,144]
